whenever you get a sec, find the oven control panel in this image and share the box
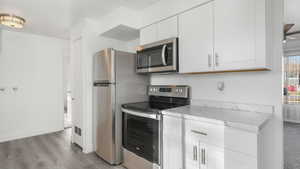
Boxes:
[148,85,189,98]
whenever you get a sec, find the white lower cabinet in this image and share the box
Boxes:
[224,150,257,169]
[162,115,264,169]
[163,115,183,169]
[185,131,224,169]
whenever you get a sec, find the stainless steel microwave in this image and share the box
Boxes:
[136,37,178,73]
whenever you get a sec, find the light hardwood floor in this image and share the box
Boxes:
[0,129,124,169]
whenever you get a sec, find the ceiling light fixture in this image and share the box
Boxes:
[0,13,26,29]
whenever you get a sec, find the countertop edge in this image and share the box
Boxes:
[162,105,274,133]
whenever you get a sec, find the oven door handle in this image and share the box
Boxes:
[161,44,167,66]
[122,108,160,120]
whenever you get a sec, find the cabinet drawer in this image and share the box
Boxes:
[185,119,224,148]
[224,127,258,157]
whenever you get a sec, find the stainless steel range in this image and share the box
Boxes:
[121,85,190,169]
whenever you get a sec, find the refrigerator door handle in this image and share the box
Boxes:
[94,83,110,87]
[94,81,116,87]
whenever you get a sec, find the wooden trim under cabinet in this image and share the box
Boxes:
[183,68,271,75]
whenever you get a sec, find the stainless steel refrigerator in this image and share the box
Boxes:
[93,48,148,165]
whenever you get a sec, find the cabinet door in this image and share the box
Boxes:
[157,16,178,41]
[179,2,214,73]
[206,144,224,169]
[214,0,257,71]
[224,150,257,169]
[185,131,201,169]
[163,115,183,169]
[185,135,224,169]
[140,24,158,45]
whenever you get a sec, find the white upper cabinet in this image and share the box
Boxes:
[177,0,270,73]
[214,0,263,71]
[140,24,158,45]
[140,16,178,45]
[140,0,270,73]
[157,16,178,41]
[179,2,214,73]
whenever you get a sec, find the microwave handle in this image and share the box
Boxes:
[161,45,167,66]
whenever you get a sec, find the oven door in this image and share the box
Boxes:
[122,109,161,165]
[136,38,178,73]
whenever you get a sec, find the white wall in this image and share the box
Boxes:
[0,30,67,142]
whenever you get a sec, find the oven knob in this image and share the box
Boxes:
[175,89,179,92]
[150,88,153,92]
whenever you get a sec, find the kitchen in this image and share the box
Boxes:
[0,0,284,169]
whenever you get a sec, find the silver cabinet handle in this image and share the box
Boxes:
[161,44,167,66]
[191,130,207,136]
[193,145,198,161]
[215,53,219,66]
[208,54,212,67]
[201,148,206,165]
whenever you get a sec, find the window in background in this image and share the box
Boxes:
[284,55,300,104]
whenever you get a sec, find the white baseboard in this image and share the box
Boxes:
[0,127,64,143]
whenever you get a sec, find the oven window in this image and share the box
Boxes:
[122,113,159,164]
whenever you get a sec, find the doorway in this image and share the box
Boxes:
[283,50,300,169]
[63,47,73,129]
[64,91,72,128]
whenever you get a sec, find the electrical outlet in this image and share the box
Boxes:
[217,81,225,91]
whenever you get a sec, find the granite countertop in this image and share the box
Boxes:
[162,105,273,132]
